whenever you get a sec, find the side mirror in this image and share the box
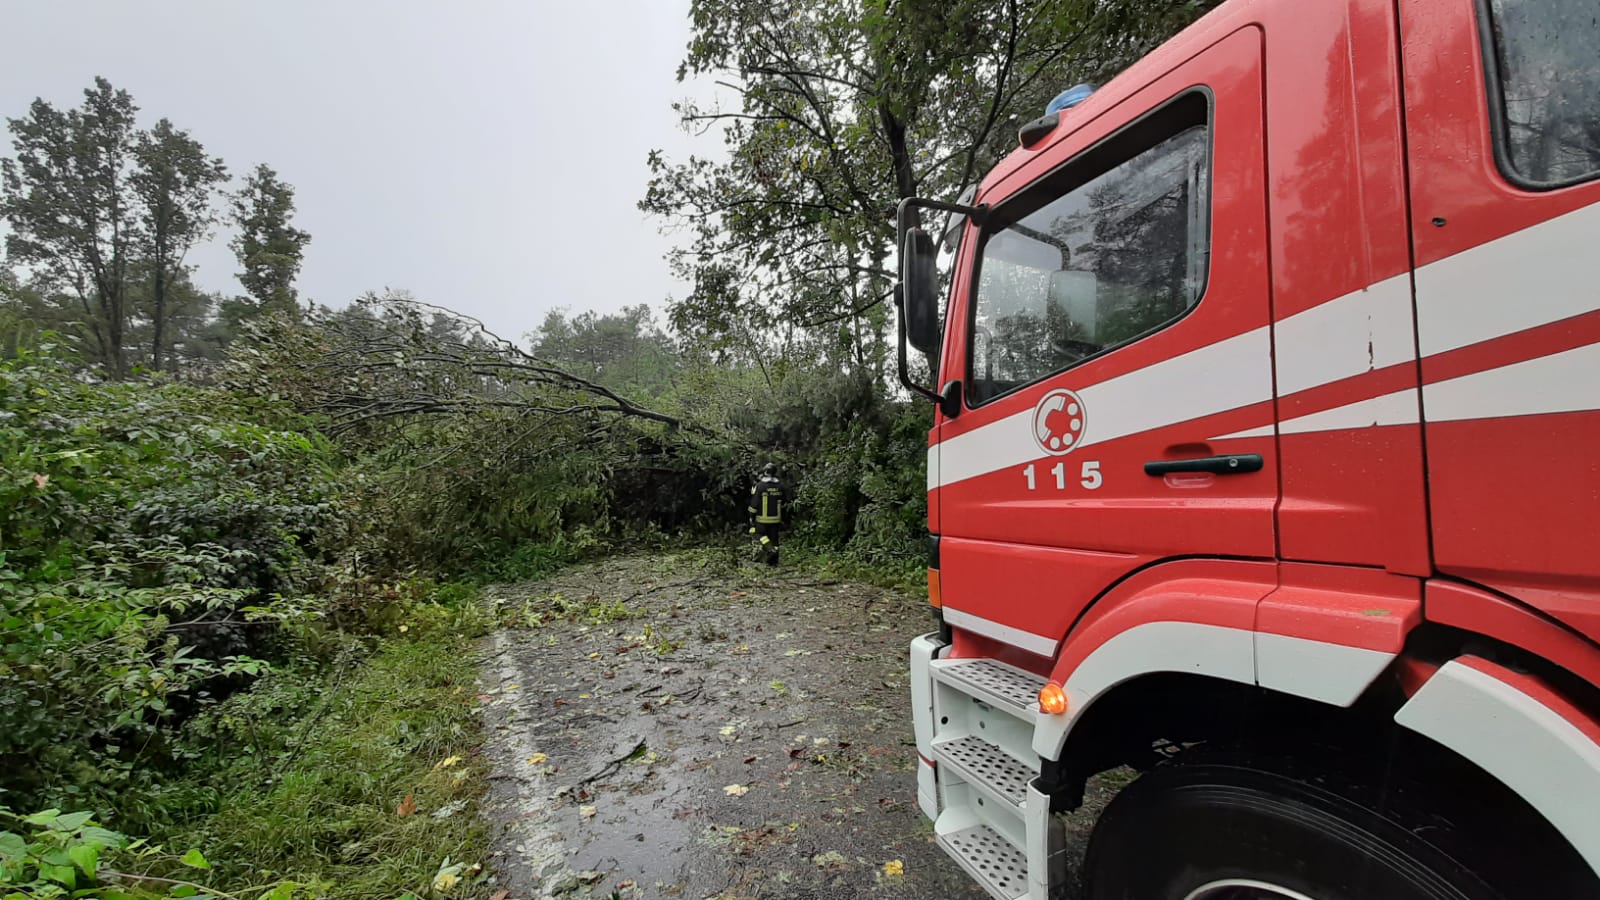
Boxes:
[894,196,985,411]
[900,226,940,356]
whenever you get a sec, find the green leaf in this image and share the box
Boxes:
[50,812,91,832]
[172,885,199,898]
[180,849,211,870]
[78,827,126,850]
[22,810,61,826]
[40,863,76,888]
[0,834,23,864]
[67,844,97,879]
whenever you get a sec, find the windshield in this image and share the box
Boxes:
[969,124,1210,404]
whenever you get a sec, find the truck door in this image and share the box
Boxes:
[934,27,1276,661]
[1398,0,1600,642]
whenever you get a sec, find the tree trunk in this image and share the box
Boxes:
[152,229,168,371]
[876,114,941,380]
[97,268,125,379]
[879,103,918,202]
[108,193,128,379]
[107,294,124,377]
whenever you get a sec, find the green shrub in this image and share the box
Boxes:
[0,806,275,900]
[0,346,345,815]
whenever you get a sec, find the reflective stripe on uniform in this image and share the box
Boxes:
[756,493,781,524]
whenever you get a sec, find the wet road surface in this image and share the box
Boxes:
[476,553,1112,899]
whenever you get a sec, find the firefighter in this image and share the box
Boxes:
[747,463,787,566]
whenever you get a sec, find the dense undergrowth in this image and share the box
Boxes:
[0,346,503,899]
[1,337,928,899]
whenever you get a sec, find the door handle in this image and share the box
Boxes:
[1143,453,1263,476]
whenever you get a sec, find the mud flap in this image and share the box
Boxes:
[1025,781,1067,900]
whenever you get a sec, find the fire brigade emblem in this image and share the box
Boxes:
[1032,388,1086,455]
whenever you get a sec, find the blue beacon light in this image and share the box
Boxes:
[1046,83,1097,115]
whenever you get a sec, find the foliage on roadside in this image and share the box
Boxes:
[229,296,755,578]
[0,598,490,900]
[0,343,342,814]
[0,805,283,900]
[162,623,492,900]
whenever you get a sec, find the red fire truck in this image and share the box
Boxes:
[894,0,1600,897]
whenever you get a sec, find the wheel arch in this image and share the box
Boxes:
[1046,660,1600,890]
[1034,558,1419,760]
[1396,654,1600,882]
[1027,562,1600,885]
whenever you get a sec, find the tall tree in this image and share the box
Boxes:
[230,164,310,316]
[131,118,226,370]
[1,78,141,375]
[643,0,1216,370]
[531,304,679,398]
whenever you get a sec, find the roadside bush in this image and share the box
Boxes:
[0,345,345,815]
[0,805,258,900]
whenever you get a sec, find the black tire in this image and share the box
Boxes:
[1082,748,1593,900]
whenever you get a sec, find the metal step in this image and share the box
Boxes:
[934,658,1046,722]
[933,735,1035,811]
[938,823,1030,900]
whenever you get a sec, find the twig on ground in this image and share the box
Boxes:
[619,578,718,604]
[101,872,246,900]
[562,713,620,728]
[578,739,647,787]
[776,718,807,729]
[473,646,518,666]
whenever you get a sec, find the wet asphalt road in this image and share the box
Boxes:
[475,553,1109,900]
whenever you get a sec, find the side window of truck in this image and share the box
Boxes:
[1482,0,1600,187]
[968,106,1210,405]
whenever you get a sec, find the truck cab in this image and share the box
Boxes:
[898,0,1600,897]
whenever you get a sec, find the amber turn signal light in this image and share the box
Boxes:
[927,568,942,609]
[1038,681,1068,715]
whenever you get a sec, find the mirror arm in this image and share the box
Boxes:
[894,284,942,405]
[896,197,987,237]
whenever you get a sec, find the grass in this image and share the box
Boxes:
[154,617,493,900]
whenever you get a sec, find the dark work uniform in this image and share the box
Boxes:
[748,476,787,566]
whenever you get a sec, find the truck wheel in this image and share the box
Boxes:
[1081,748,1587,900]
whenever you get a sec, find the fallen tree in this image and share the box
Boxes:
[234,292,693,438]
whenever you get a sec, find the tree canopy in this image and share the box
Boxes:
[643,0,1217,370]
[230,164,311,318]
[1,79,309,375]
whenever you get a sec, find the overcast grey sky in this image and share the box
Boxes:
[1,0,714,342]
